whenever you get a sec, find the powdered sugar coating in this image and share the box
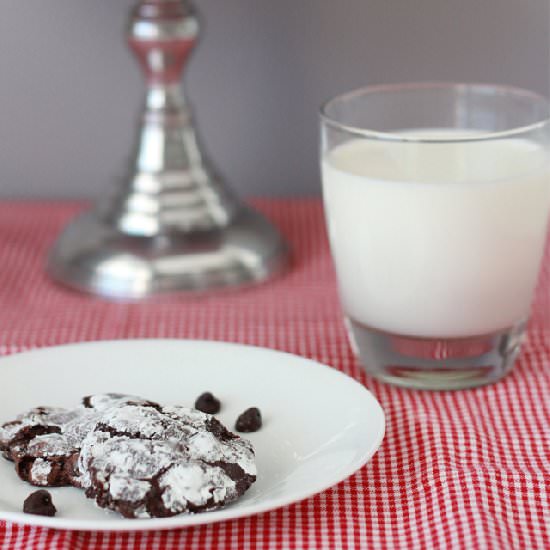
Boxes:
[0,407,64,454]
[79,404,256,518]
[21,433,75,458]
[0,394,161,487]
[160,463,234,512]
[29,459,52,486]
[82,394,159,411]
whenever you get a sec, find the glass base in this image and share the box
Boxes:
[346,318,526,390]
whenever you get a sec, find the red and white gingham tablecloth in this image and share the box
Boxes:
[0,199,549,550]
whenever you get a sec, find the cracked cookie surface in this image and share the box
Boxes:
[0,394,160,487]
[79,404,256,518]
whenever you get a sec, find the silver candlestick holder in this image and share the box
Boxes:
[48,0,287,299]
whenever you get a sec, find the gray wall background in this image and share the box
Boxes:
[0,0,548,199]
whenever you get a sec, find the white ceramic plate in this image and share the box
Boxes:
[0,340,385,531]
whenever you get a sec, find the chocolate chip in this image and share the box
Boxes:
[23,490,56,517]
[235,408,262,432]
[195,392,221,415]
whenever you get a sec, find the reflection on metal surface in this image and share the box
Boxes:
[48,0,287,299]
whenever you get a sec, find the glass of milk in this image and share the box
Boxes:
[321,83,550,390]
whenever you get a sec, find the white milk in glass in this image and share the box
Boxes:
[322,132,550,338]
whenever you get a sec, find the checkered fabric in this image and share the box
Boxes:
[0,200,549,550]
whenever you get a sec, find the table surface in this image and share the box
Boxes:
[0,199,549,550]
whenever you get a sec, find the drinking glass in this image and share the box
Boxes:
[320,83,550,389]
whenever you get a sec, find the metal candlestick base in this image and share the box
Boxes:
[48,0,287,300]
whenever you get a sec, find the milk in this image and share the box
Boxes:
[322,134,550,338]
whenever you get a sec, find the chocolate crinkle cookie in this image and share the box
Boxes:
[0,394,155,488]
[0,394,256,519]
[78,404,256,518]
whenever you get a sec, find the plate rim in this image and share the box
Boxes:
[0,339,385,531]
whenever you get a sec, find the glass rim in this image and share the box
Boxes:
[320,82,550,143]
